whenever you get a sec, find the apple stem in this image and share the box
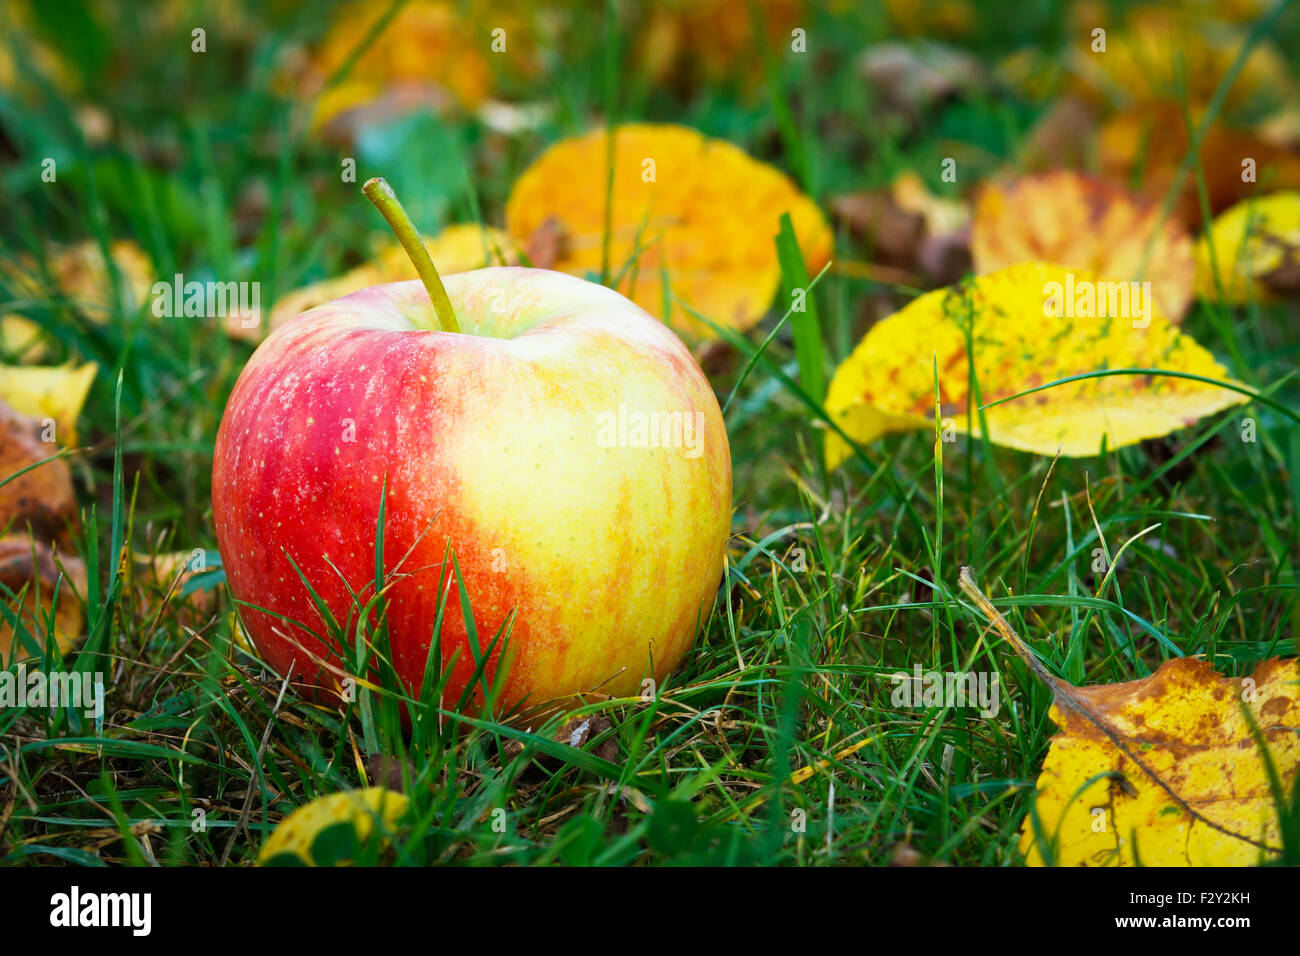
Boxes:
[362,177,460,334]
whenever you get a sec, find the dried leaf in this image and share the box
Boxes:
[0,401,77,550]
[971,171,1195,321]
[882,0,976,38]
[1,239,153,323]
[0,362,98,447]
[1098,105,1300,229]
[130,549,218,630]
[640,0,807,90]
[1068,6,1293,112]
[824,262,1247,465]
[258,788,409,866]
[857,41,985,119]
[0,399,84,664]
[960,569,1298,868]
[1195,191,1300,304]
[504,123,832,338]
[292,0,538,142]
[0,537,86,665]
[830,191,926,266]
[892,171,969,237]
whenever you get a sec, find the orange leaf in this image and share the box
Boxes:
[971,170,1195,321]
[505,123,831,338]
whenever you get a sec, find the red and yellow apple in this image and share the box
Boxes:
[212,181,731,715]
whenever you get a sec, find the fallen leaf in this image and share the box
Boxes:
[1098,105,1300,229]
[882,0,976,38]
[258,788,409,866]
[0,537,86,665]
[892,171,969,237]
[824,262,1247,465]
[830,191,926,268]
[0,316,49,362]
[0,399,84,664]
[504,123,832,338]
[1068,6,1293,112]
[1017,95,1098,170]
[1195,191,1300,304]
[971,170,1195,321]
[0,401,77,550]
[1024,656,1298,866]
[0,362,98,447]
[1,239,153,323]
[252,224,519,340]
[639,0,807,91]
[857,41,985,121]
[290,0,538,143]
[960,568,1298,867]
[129,549,218,631]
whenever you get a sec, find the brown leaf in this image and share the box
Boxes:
[557,714,619,763]
[0,400,77,550]
[830,192,925,266]
[0,536,86,664]
[1099,105,1300,229]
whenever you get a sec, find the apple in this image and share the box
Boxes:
[212,179,731,716]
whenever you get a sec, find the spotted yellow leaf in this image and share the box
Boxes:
[505,123,831,339]
[1022,657,1299,866]
[824,263,1246,466]
[258,788,409,866]
[1195,191,1300,304]
[959,569,1299,868]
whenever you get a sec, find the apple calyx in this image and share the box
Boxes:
[361,176,461,334]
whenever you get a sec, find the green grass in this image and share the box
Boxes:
[0,0,1297,866]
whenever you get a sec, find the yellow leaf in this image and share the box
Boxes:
[1,239,153,323]
[824,263,1246,466]
[891,170,969,236]
[971,171,1195,321]
[1021,657,1299,866]
[0,362,98,448]
[0,316,49,362]
[293,0,539,140]
[1195,191,1300,304]
[505,123,832,339]
[258,788,409,866]
[959,569,1299,868]
[1068,5,1293,111]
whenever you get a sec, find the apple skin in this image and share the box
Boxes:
[212,267,731,715]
